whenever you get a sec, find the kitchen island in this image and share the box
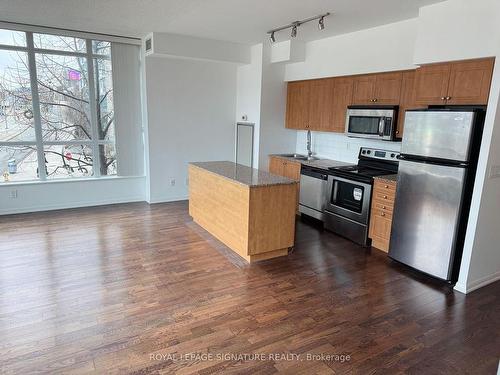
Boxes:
[188,161,298,262]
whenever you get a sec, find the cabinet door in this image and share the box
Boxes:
[268,157,284,176]
[447,58,494,105]
[374,72,403,104]
[282,161,301,181]
[397,70,422,138]
[414,63,451,105]
[308,78,335,131]
[285,81,310,129]
[331,77,353,133]
[369,213,393,252]
[352,75,376,104]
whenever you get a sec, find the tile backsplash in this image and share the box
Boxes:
[295,131,402,164]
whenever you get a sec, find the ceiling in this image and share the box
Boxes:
[0,0,445,44]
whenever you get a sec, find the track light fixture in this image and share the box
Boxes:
[318,16,325,30]
[267,12,330,43]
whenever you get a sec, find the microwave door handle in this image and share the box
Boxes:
[378,118,385,136]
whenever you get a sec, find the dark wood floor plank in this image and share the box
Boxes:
[0,201,498,374]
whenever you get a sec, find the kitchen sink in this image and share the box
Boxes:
[277,153,320,161]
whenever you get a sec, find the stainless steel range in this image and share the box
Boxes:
[324,147,399,246]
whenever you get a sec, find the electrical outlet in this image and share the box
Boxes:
[9,189,17,199]
[489,165,500,179]
[169,178,176,186]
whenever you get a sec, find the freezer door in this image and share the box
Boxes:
[402,111,475,162]
[389,159,466,280]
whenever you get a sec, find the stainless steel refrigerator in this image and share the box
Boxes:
[389,108,485,282]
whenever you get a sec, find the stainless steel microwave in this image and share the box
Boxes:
[345,106,398,141]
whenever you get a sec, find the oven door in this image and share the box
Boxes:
[325,175,372,224]
[345,109,395,140]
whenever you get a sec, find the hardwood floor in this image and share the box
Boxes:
[0,201,498,374]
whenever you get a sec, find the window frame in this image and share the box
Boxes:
[0,29,115,181]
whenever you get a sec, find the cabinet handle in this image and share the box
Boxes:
[396,130,400,134]
[441,97,446,100]
[381,212,386,217]
[373,98,378,102]
[446,96,451,100]
[383,195,388,199]
[382,206,386,209]
[384,185,389,188]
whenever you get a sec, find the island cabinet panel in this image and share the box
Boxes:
[331,77,354,132]
[369,178,397,253]
[268,156,301,209]
[189,163,297,263]
[285,81,310,129]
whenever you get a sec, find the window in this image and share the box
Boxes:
[0,28,116,182]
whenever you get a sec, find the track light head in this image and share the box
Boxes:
[269,31,276,43]
[291,24,298,38]
[318,16,325,30]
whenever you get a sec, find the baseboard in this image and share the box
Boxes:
[148,195,188,204]
[0,196,146,216]
[464,270,500,294]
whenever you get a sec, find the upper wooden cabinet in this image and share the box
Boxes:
[331,77,354,132]
[285,81,310,129]
[447,58,495,105]
[397,70,424,138]
[352,72,403,105]
[307,78,335,131]
[415,57,494,105]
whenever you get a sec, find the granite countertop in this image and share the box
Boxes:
[190,161,297,187]
[269,154,354,171]
[374,174,398,182]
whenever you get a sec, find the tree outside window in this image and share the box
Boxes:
[0,28,116,182]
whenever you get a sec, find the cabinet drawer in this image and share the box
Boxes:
[372,199,394,213]
[373,189,396,202]
[373,180,396,192]
[371,208,393,221]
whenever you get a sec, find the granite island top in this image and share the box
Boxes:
[189,161,298,187]
[269,154,353,171]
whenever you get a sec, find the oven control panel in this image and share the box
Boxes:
[359,147,400,161]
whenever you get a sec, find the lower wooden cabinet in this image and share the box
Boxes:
[369,178,397,252]
[268,156,301,209]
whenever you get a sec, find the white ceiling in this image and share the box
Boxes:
[0,0,445,44]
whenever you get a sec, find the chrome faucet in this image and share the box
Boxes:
[306,130,313,159]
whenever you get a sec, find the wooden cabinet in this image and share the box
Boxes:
[268,156,301,209]
[369,178,397,252]
[331,77,354,132]
[352,72,403,105]
[285,81,310,129]
[415,57,494,106]
[352,75,376,104]
[396,71,424,138]
[308,78,335,131]
[447,58,495,105]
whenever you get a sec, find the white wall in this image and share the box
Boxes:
[235,44,263,168]
[412,0,500,293]
[0,176,145,215]
[144,56,237,203]
[258,41,297,171]
[285,18,418,81]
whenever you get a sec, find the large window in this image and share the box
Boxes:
[0,28,116,182]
